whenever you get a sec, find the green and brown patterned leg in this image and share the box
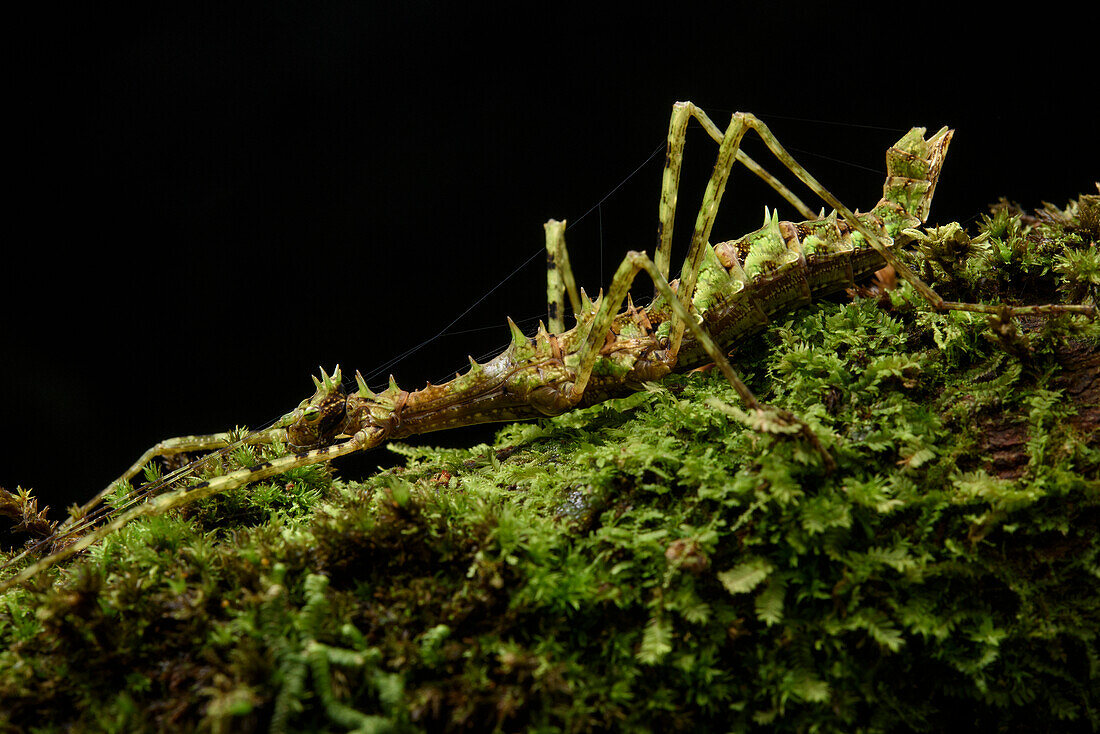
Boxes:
[566,247,835,471]
[59,426,289,535]
[544,219,581,334]
[565,108,837,468]
[2,433,367,595]
[731,112,1096,320]
[655,102,818,284]
[545,102,822,336]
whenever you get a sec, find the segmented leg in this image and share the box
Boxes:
[728,112,1096,320]
[0,435,368,594]
[546,102,820,335]
[61,430,279,525]
[560,246,835,469]
[561,108,836,467]
[544,219,581,334]
[29,367,354,566]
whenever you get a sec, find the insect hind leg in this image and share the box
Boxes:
[567,249,836,471]
[655,102,819,285]
[726,113,1096,321]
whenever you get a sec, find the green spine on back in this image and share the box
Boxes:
[671,125,953,368]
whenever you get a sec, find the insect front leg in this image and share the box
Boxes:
[0,436,367,595]
[60,426,290,535]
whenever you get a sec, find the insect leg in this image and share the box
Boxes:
[544,219,581,334]
[0,437,366,595]
[734,113,1096,320]
[60,426,289,535]
[567,249,835,470]
[655,102,817,284]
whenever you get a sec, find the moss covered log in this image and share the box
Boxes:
[2,193,1098,732]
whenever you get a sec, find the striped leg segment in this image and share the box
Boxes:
[545,102,825,337]
[544,219,581,334]
[727,113,1096,320]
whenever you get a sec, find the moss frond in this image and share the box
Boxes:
[1,194,1098,732]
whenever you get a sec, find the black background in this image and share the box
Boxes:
[4,3,1096,514]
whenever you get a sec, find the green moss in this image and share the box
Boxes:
[2,194,1098,732]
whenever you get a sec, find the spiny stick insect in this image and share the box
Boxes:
[1,102,1094,594]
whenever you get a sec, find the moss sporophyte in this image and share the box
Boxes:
[1,103,1097,731]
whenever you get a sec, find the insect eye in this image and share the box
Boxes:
[303,406,322,423]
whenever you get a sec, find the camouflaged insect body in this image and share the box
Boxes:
[285,126,953,453]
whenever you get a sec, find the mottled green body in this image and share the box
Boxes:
[287,124,952,451]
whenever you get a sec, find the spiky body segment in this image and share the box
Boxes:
[286,126,953,451]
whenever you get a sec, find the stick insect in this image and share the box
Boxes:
[1,102,1094,594]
